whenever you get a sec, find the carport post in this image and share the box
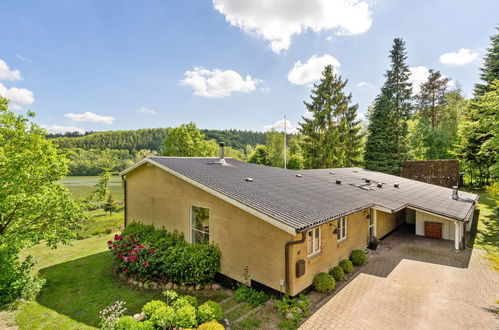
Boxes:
[454,222,460,250]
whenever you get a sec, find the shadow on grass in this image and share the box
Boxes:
[468,192,498,253]
[35,252,165,327]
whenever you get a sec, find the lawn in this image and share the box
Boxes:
[77,208,124,239]
[14,235,229,329]
[59,176,124,200]
[469,191,498,255]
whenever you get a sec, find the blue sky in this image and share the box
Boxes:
[1,0,497,133]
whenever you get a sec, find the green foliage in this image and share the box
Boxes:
[103,194,118,215]
[162,289,179,305]
[172,295,198,309]
[173,305,198,328]
[115,316,137,330]
[276,294,310,329]
[266,131,286,168]
[201,129,266,150]
[142,300,167,318]
[99,300,127,330]
[329,266,346,281]
[474,28,499,96]
[234,285,270,307]
[0,247,45,304]
[0,98,84,253]
[350,249,367,266]
[248,144,271,165]
[299,64,363,169]
[287,154,304,170]
[364,38,412,174]
[163,122,217,157]
[312,272,335,293]
[122,222,184,250]
[198,320,225,330]
[150,305,175,328]
[197,300,223,323]
[339,259,353,273]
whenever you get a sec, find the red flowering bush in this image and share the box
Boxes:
[108,234,155,276]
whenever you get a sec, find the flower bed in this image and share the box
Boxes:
[108,223,221,286]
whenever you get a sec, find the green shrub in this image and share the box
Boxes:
[150,305,175,328]
[116,316,137,330]
[338,259,353,273]
[173,305,197,328]
[162,243,221,285]
[276,294,310,328]
[172,295,198,309]
[198,320,225,330]
[350,250,367,266]
[234,286,269,307]
[312,272,335,293]
[0,249,45,304]
[122,222,156,241]
[162,290,179,305]
[329,266,346,281]
[197,300,223,323]
[136,321,155,330]
[142,300,167,318]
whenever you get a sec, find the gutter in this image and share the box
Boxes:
[121,174,128,228]
[284,231,306,295]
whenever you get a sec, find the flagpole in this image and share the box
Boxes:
[284,115,287,169]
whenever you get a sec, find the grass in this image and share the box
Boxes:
[14,235,228,329]
[60,176,124,200]
[469,191,498,254]
[77,207,124,239]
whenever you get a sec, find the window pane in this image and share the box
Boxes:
[192,230,209,244]
[308,231,313,254]
[191,206,209,244]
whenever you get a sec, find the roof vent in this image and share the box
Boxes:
[335,179,342,184]
[452,186,459,200]
[353,170,358,173]
[329,171,335,175]
[245,178,253,182]
[377,183,383,188]
[218,142,227,165]
[394,183,399,188]
[365,179,370,183]
[296,174,302,178]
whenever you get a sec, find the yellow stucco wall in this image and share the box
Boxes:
[376,210,398,238]
[288,210,369,296]
[125,164,293,293]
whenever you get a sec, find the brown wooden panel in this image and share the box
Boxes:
[424,222,442,239]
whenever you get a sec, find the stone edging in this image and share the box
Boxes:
[117,272,222,291]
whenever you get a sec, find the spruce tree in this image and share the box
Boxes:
[474,27,499,96]
[299,65,363,169]
[416,69,449,128]
[364,38,413,174]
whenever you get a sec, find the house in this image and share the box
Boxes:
[120,150,478,297]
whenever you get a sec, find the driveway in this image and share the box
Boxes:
[301,229,499,329]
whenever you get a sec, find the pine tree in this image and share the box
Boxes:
[474,28,499,96]
[416,69,449,128]
[364,38,413,174]
[299,65,363,169]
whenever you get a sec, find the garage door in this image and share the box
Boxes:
[424,222,442,239]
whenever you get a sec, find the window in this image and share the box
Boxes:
[337,217,347,242]
[307,227,321,256]
[191,206,209,244]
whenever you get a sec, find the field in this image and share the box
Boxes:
[59,176,124,200]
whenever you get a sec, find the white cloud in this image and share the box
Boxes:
[439,48,479,65]
[409,66,454,95]
[262,118,297,133]
[0,82,34,105]
[0,59,22,81]
[181,67,261,98]
[325,36,334,41]
[356,81,372,87]
[288,54,340,86]
[213,0,373,53]
[139,107,157,115]
[64,111,115,124]
[15,54,32,63]
[41,124,85,134]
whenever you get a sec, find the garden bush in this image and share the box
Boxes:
[116,316,136,330]
[172,295,198,309]
[0,248,45,304]
[338,259,353,273]
[276,294,310,328]
[312,272,335,293]
[173,305,197,328]
[150,305,175,328]
[197,300,223,323]
[197,320,225,330]
[350,249,367,266]
[329,266,346,281]
[142,300,167,318]
[234,285,269,307]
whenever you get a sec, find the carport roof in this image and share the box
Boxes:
[122,157,478,233]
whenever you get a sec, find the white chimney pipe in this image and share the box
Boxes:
[452,186,459,200]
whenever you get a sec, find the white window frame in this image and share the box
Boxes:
[337,217,348,242]
[190,204,210,244]
[307,227,321,257]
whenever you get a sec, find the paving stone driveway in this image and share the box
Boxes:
[301,229,499,330]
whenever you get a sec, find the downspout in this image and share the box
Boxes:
[284,231,306,296]
[121,174,127,228]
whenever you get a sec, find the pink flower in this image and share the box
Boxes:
[132,241,138,244]
[143,261,149,266]
[124,269,128,272]
[123,256,128,261]
[107,240,112,245]
[138,245,144,249]
[114,234,123,240]
[129,235,134,239]
[133,249,138,254]
[129,255,137,262]
[149,249,155,253]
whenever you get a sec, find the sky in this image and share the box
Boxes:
[0,0,497,134]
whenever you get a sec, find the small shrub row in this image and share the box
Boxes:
[350,249,367,266]
[312,272,335,293]
[339,259,353,273]
[234,285,269,307]
[313,251,366,294]
[276,294,310,329]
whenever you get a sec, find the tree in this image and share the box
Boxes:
[364,38,413,174]
[90,170,111,202]
[248,145,270,166]
[266,131,285,168]
[103,194,118,216]
[474,28,499,96]
[0,97,84,250]
[163,123,217,157]
[416,69,449,128]
[299,65,363,169]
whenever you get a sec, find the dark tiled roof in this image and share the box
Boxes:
[145,157,478,232]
